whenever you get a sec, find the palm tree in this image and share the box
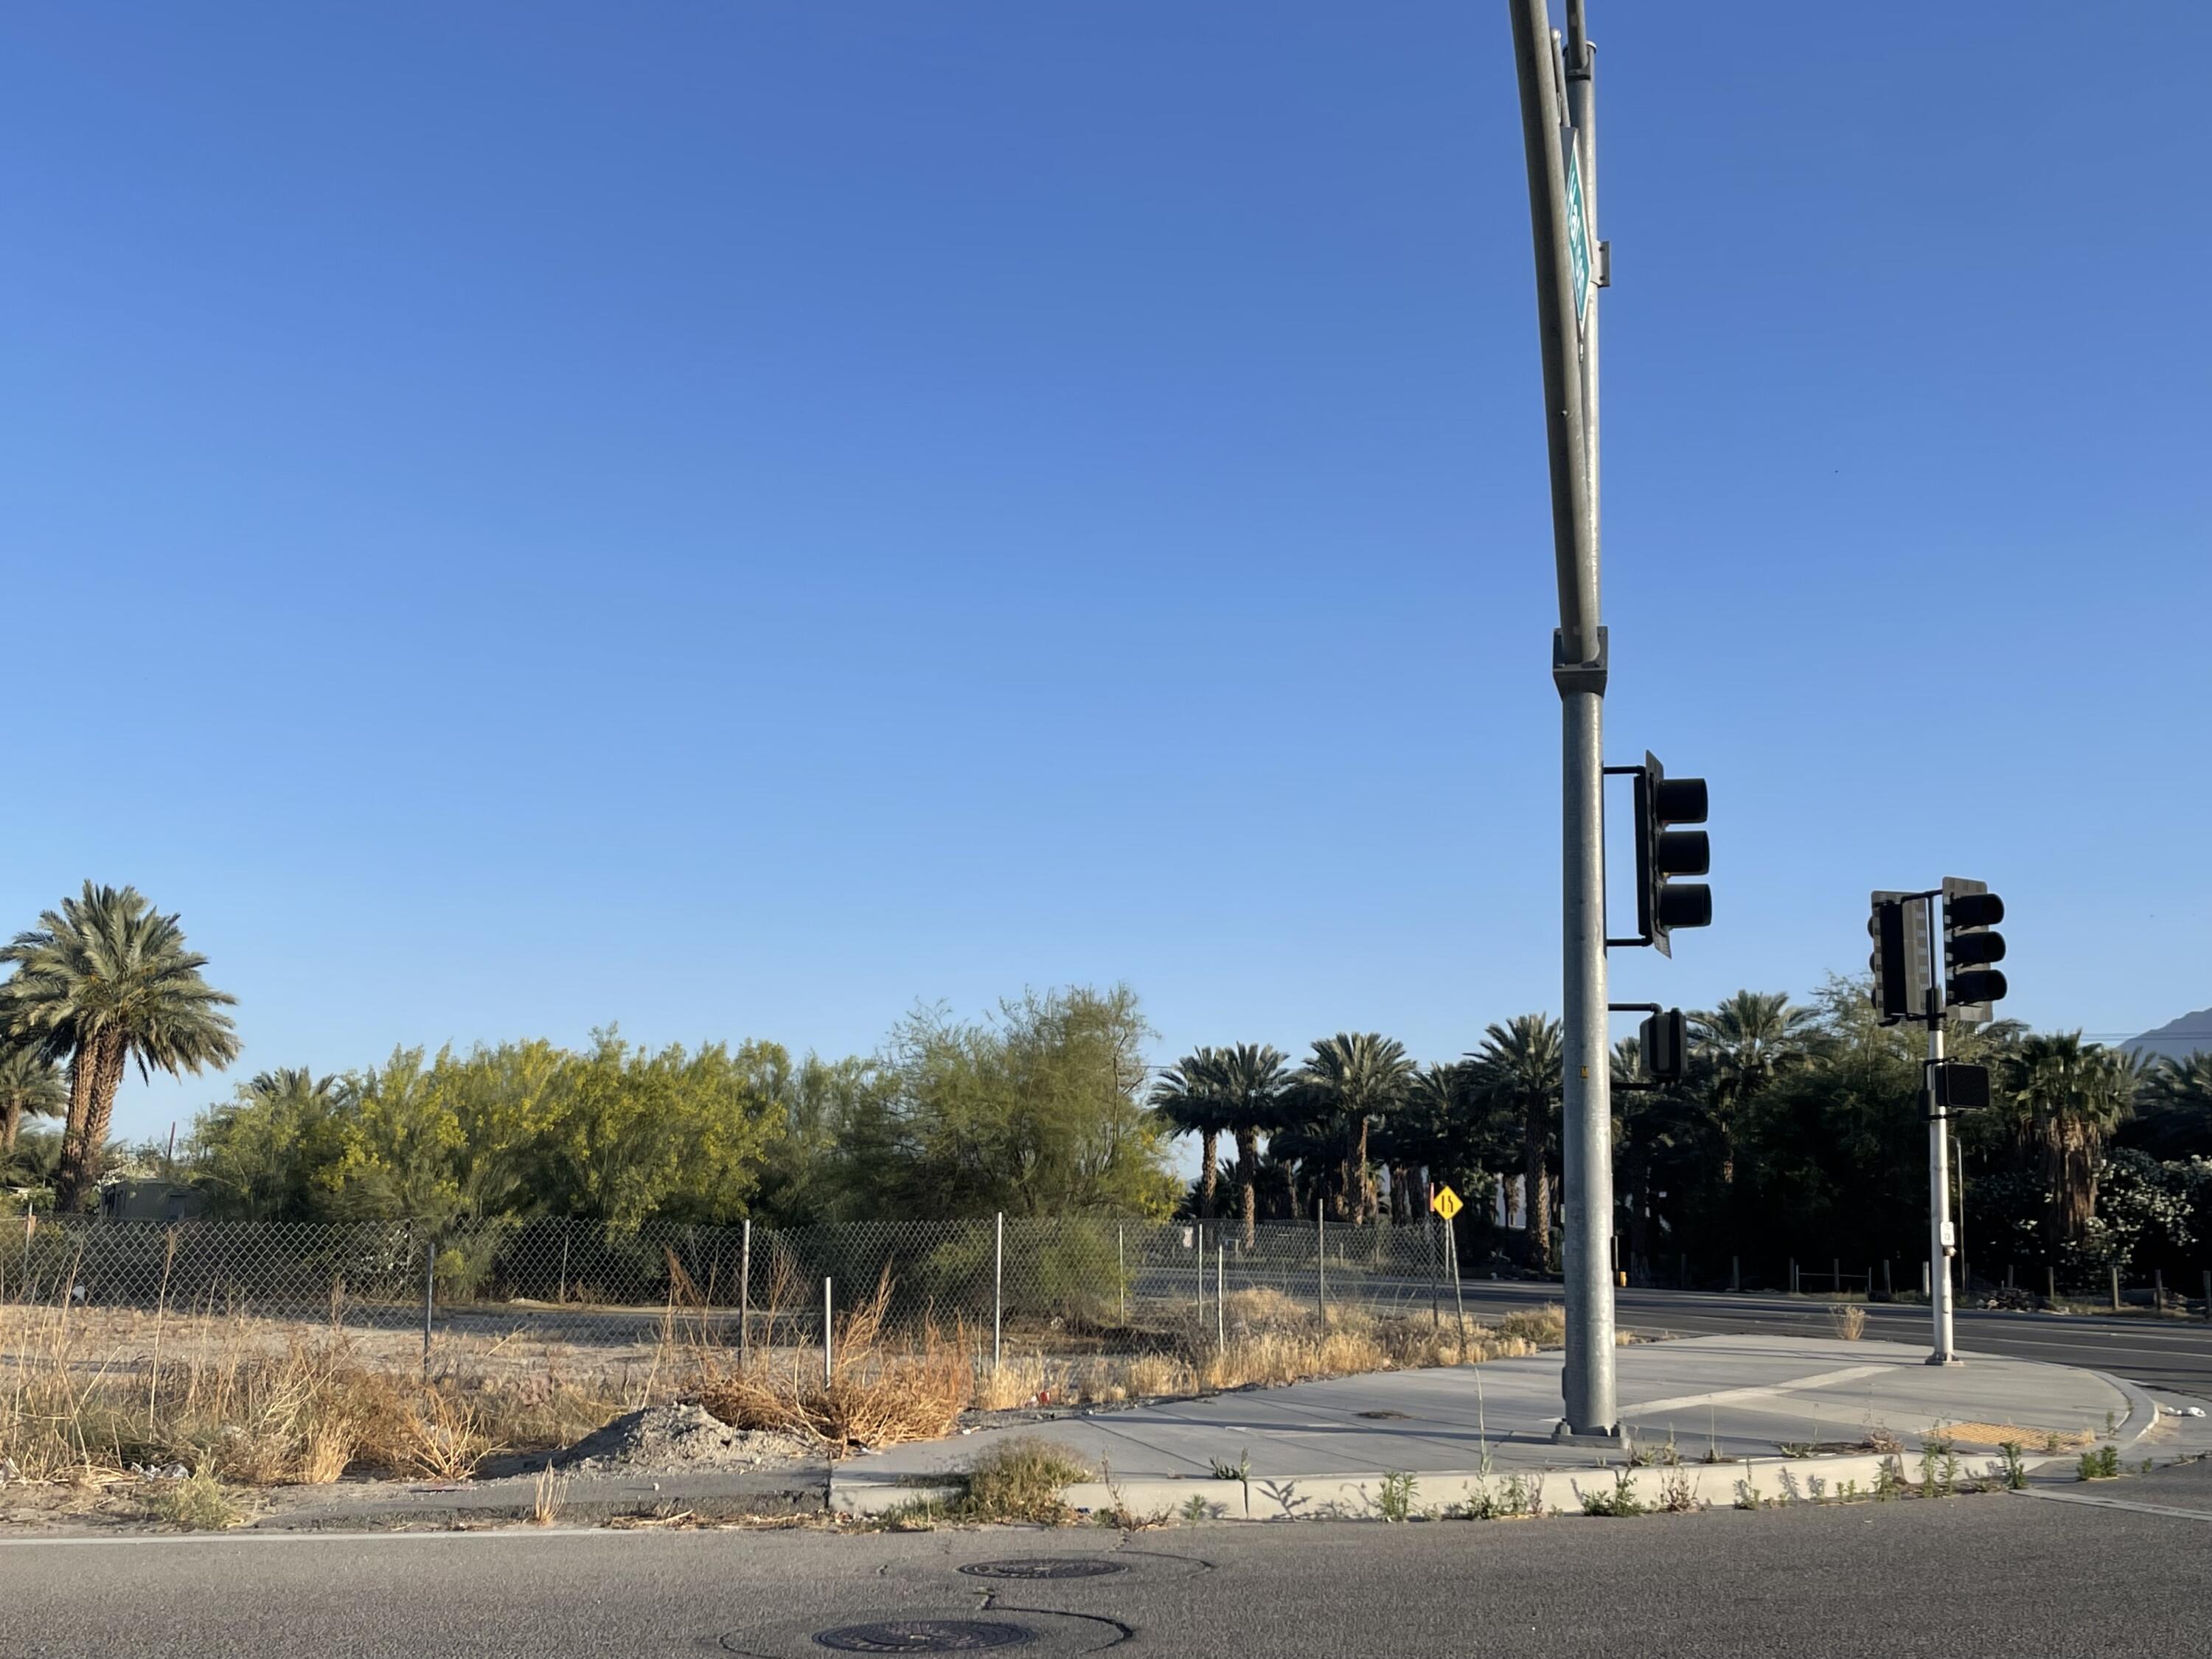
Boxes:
[1211,1043,1287,1242]
[1470,1015,1563,1274]
[2131,1051,2212,1159]
[0,883,240,1210]
[1296,1034,1416,1224]
[1689,990,1818,1186]
[1149,1048,1235,1217]
[2003,1033,2146,1245]
[0,1043,65,1155]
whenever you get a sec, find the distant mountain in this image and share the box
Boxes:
[2124,1007,2212,1063]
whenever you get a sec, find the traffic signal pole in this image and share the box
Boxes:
[1924,908,1960,1365]
[1511,0,1618,1439]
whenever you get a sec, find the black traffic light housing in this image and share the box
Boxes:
[1868,892,1930,1027]
[1640,1008,1687,1083]
[1941,877,2007,1019]
[1632,752,1711,956]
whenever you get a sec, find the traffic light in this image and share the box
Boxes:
[1633,751,1710,956]
[1868,891,1930,1026]
[1941,877,2007,1020]
[1933,1061,1991,1113]
[1640,1008,1687,1082]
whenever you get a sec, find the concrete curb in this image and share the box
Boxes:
[829,1444,2078,1522]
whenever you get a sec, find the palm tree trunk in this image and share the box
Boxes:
[1,1096,17,1155]
[1199,1128,1220,1218]
[1525,1097,1551,1276]
[1236,1127,1259,1247]
[56,1034,125,1211]
[1353,1119,1373,1224]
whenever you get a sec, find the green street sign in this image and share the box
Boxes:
[1564,136,1593,326]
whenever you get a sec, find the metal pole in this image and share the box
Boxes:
[992,1213,1004,1373]
[557,1219,571,1306]
[2110,1265,2122,1312]
[1926,972,1958,1363]
[1316,1202,1326,1328]
[740,1217,752,1371]
[1448,1219,1469,1347]
[1513,0,1615,1441]
[1217,1237,1226,1356]
[1117,1224,1127,1326]
[422,1238,437,1372]
[823,1278,833,1386]
[1427,1185,1441,1330]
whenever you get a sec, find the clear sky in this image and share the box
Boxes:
[6,3,2208,1144]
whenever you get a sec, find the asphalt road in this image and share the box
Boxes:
[1417,1276,2212,1399]
[7,1464,2212,1658]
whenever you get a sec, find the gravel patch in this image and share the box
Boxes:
[554,1402,816,1473]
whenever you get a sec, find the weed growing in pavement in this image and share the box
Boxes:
[1371,1470,1418,1523]
[1578,1469,1646,1517]
[1874,1457,1906,1501]
[2076,1446,2122,1481]
[1179,1494,1217,1523]
[881,1436,1091,1528]
[1830,1304,1867,1340]
[1731,1476,1769,1511]
[529,1460,568,1526]
[1655,1467,1700,1513]
[139,1469,241,1531]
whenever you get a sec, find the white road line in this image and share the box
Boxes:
[2022,1489,2212,1524]
[1618,1364,1897,1419]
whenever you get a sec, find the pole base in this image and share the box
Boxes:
[1552,1421,1629,1450]
[1924,1354,1961,1367]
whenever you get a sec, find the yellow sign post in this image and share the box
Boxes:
[1430,1186,1464,1221]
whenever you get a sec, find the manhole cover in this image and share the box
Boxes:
[815,1621,1037,1652]
[959,1559,1127,1582]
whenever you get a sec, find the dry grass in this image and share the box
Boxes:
[0,1297,628,1489]
[888,1436,1092,1528]
[700,1274,970,1456]
[1831,1304,1868,1340]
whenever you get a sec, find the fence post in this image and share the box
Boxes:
[557,1219,571,1305]
[2111,1265,2122,1312]
[1216,1238,1225,1356]
[1882,1259,1892,1300]
[1922,1259,1930,1298]
[1447,1220,1468,1348]
[740,1218,752,1371]
[1315,1203,1326,1328]
[992,1213,1004,1373]
[422,1237,437,1374]
[1117,1225,1126,1326]
[1731,1255,1740,1293]
[2155,1268,2165,1310]
[1832,1257,1840,1294]
[823,1278,834,1386]
[2048,1265,2057,1307]
[1789,1257,1798,1295]
[2203,1267,2211,1322]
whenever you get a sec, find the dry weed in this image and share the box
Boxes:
[1831,1304,1868,1340]
[700,1273,968,1455]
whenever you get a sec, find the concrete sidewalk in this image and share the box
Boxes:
[833,1335,2201,1519]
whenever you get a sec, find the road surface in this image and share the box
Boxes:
[6,1461,2211,1657]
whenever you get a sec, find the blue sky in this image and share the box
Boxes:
[5,3,2207,1143]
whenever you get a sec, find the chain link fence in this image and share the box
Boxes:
[1,1212,1474,1367]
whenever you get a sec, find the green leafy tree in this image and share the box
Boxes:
[0,883,240,1209]
[0,1043,65,1156]
[885,986,1178,1218]
[192,1068,347,1220]
[1470,1015,1562,1273]
[1296,1033,1416,1224]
